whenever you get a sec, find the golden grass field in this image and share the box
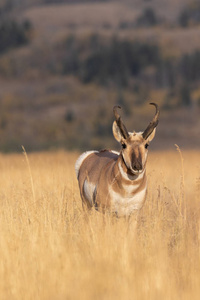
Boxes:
[0,148,199,300]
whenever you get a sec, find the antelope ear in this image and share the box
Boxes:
[146,128,156,143]
[112,121,123,142]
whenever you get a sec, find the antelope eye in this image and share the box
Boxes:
[122,143,127,149]
[145,143,149,149]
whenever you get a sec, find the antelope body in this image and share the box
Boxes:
[75,103,159,217]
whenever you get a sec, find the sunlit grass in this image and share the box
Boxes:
[0,149,199,300]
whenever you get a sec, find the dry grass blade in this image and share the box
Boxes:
[22,145,36,204]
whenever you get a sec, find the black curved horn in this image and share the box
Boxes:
[142,103,160,140]
[113,106,129,139]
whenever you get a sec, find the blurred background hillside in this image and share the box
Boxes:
[0,0,199,152]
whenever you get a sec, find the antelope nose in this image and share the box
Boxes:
[133,162,142,171]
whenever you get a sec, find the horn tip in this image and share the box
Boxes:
[149,102,157,107]
[149,102,159,114]
[113,105,121,109]
[113,105,122,114]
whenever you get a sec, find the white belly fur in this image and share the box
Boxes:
[83,179,96,206]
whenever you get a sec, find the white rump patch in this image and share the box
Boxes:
[75,151,98,178]
[83,180,96,206]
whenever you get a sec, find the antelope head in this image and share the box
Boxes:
[113,103,160,175]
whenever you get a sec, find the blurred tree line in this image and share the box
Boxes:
[61,35,160,86]
[1,27,200,108]
[48,33,200,108]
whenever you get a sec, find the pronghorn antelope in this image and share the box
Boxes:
[75,103,159,217]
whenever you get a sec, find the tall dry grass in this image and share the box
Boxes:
[0,148,199,300]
